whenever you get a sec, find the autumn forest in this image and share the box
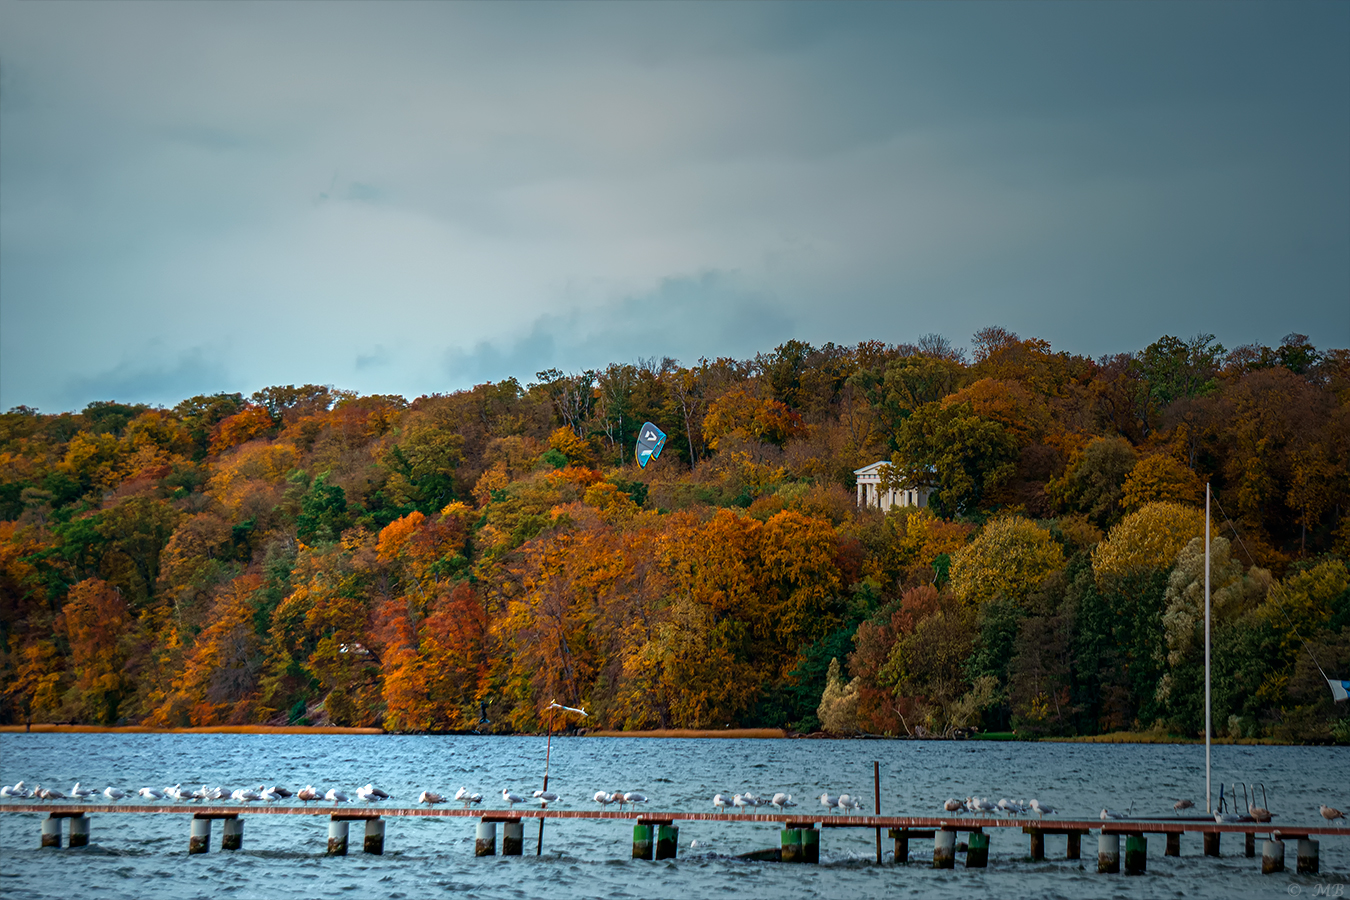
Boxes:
[1,329,1347,742]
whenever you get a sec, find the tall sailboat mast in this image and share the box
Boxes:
[1205,482,1212,813]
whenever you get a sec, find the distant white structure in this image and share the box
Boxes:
[853,461,931,510]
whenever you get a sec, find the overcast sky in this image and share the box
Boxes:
[2,1,1347,412]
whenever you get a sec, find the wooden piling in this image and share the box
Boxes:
[68,814,89,848]
[891,829,910,864]
[189,817,211,855]
[327,819,349,856]
[1203,831,1220,857]
[1066,830,1081,860]
[1245,831,1256,858]
[781,828,803,863]
[1124,835,1146,875]
[802,826,819,864]
[221,817,243,851]
[1098,833,1120,874]
[502,820,524,856]
[475,821,496,857]
[933,830,956,869]
[1029,829,1045,861]
[1165,832,1180,857]
[965,831,989,868]
[1297,838,1319,875]
[655,824,679,860]
[363,819,384,855]
[632,823,653,860]
[1260,839,1284,874]
[41,815,61,849]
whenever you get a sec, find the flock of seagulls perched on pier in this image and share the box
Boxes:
[2,778,1344,824]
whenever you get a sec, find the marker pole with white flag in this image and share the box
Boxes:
[1205,482,1212,814]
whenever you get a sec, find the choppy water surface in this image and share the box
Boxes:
[0,734,1345,899]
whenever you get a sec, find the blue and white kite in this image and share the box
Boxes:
[635,422,667,469]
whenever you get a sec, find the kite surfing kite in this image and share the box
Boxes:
[635,422,667,468]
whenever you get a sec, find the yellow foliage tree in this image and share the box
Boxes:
[1121,454,1203,511]
[949,516,1063,607]
[1092,501,1205,585]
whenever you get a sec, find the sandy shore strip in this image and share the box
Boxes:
[0,724,384,735]
[583,728,787,739]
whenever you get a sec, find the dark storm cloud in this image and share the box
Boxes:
[1,2,1346,411]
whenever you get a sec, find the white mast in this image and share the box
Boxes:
[1205,481,1212,813]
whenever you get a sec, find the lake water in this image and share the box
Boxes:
[0,733,1345,899]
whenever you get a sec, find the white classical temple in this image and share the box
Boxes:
[853,460,932,510]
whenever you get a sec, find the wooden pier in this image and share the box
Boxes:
[3,804,1345,874]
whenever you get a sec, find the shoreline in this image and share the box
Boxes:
[0,725,384,735]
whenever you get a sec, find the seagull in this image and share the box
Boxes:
[36,785,65,801]
[743,792,765,807]
[260,786,282,804]
[608,791,625,810]
[356,784,389,804]
[771,793,797,810]
[270,786,294,799]
[1101,808,1128,820]
[1247,803,1273,823]
[839,794,864,813]
[418,791,447,805]
[0,784,23,799]
[103,787,127,802]
[624,792,648,807]
[534,790,561,807]
[455,787,472,806]
[165,784,190,802]
[820,793,841,813]
[297,786,321,805]
[943,798,964,814]
[232,788,261,804]
[597,791,614,808]
[1173,799,1194,812]
[732,794,752,813]
[713,793,731,811]
[1320,805,1345,822]
[137,787,165,801]
[502,789,525,809]
[325,789,349,805]
[70,783,95,800]
[997,798,1020,816]
[1029,799,1056,817]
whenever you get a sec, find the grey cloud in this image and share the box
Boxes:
[52,347,234,413]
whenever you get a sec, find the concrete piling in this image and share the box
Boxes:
[189,817,211,855]
[1165,832,1181,857]
[502,820,523,856]
[363,819,384,855]
[475,821,496,857]
[781,828,803,863]
[933,830,956,869]
[1296,838,1319,875]
[1261,839,1284,874]
[1029,829,1045,861]
[68,814,89,848]
[1098,833,1120,874]
[1124,835,1146,875]
[965,832,989,868]
[656,825,679,860]
[41,816,62,849]
[327,819,349,856]
[801,827,819,864]
[1066,831,1081,860]
[221,817,243,851]
[632,824,653,860]
[1203,832,1220,857]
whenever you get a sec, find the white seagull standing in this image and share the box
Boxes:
[534,790,561,808]
[103,787,127,802]
[356,784,389,804]
[771,793,797,811]
[137,787,165,801]
[596,791,613,808]
[70,783,96,800]
[623,792,648,808]
[260,786,282,804]
[231,788,261,804]
[297,786,321,805]
[732,793,752,813]
[502,789,525,810]
[1029,799,1056,817]
[820,793,841,813]
[325,788,349,805]
[713,793,731,811]
[1101,808,1128,820]
[943,798,964,814]
[419,791,447,805]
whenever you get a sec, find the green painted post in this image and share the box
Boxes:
[655,825,679,860]
[802,827,819,864]
[632,824,653,860]
[1124,835,1147,875]
[966,832,989,868]
[781,828,803,863]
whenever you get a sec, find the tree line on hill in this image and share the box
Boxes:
[0,328,1346,741]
